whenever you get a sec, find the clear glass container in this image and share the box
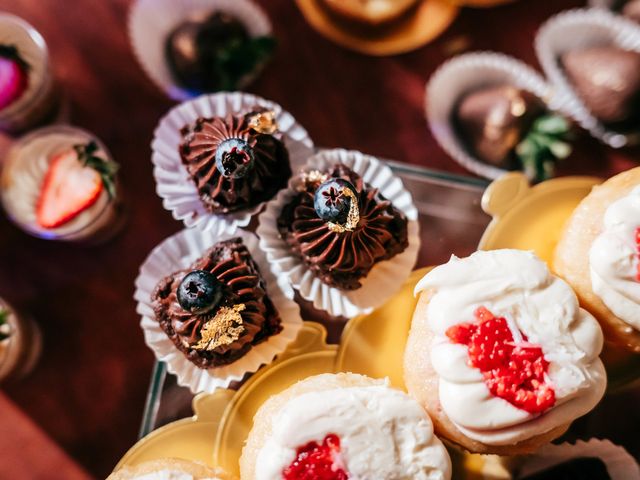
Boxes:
[0,13,59,134]
[0,297,41,383]
[138,161,492,437]
[0,125,125,243]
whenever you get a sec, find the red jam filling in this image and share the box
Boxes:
[283,434,348,480]
[446,306,556,414]
[635,227,640,282]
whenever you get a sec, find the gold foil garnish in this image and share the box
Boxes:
[193,304,246,351]
[327,187,360,233]
[248,110,278,134]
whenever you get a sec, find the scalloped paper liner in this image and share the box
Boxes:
[535,8,640,148]
[257,148,420,318]
[151,92,314,235]
[134,227,303,394]
[128,0,272,101]
[425,51,570,180]
[518,439,640,479]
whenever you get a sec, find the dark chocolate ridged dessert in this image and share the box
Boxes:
[277,164,408,290]
[179,111,291,213]
[152,238,282,368]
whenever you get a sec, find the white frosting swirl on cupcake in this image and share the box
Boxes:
[590,186,640,330]
[415,250,606,446]
[255,379,451,480]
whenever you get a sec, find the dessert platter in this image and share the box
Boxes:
[1,1,640,479]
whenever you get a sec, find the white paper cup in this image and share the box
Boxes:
[257,148,420,318]
[128,0,272,101]
[425,52,564,180]
[134,227,304,393]
[536,8,640,148]
[151,92,314,235]
[518,439,640,479]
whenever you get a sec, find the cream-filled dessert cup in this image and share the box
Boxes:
[241,373,451,480]
[0,297,41,383]
[0,125,124,243]
[554,167,640,354]
[0,14,59,134]
[404,249,607,455]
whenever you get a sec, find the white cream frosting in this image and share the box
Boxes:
[589,186,640,330]
[255,380,451,480]
[415,249,606,446]
[0,130,112,239]
[133,470,218,480]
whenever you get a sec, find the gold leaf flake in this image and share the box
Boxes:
[192,304,246,351]
[248,110,278,134]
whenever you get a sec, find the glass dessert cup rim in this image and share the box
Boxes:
[0,124,118,241]
[0,12,51,122]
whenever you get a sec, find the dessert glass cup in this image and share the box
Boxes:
[0,14,59,134]
[0,125,125,243]
[0,298,41,383]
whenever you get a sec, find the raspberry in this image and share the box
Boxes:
[446,307,555,414]
[283,434,348,480]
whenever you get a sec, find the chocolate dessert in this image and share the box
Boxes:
[562,46,640,126]
[179,110,291,214]
[152,238,282,368]
[455,85,572,181]
[277,164,409,290]
[165,11,275,92]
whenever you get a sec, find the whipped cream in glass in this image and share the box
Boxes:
[0,297,40,382]
[0,125,122,243]
[256,379,451,480]
[590,186,640,330]
[416,249,606,446]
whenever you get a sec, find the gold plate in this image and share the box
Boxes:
[294,0,459,56]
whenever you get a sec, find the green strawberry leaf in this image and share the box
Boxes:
[74,141,119,199]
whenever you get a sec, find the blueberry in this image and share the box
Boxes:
[177,270,223,314]
[215,138,254,179]
[313,178,358,224]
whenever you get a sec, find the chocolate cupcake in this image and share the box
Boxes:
[179,110,291,214]
[276,164,408,290]
[152,237,282,368]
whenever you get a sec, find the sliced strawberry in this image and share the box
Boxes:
[36,149,104,229]
[0,46,29,110]
[283,433,348,480]
[446,307,556,414]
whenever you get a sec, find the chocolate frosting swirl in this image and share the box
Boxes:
[152,238,282,368]
[180,112,291,213]
[277,165,409,290]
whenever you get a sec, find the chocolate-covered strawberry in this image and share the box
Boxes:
[562,46,640,126]
[165,12,276,92]
[455,85,572,181]
[0,45,29,110]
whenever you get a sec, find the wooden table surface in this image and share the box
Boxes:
[0,0,639,477]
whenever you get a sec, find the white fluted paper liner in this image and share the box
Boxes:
[152,92,314,235]
[536,8,640,148]
[128,0,272,101]
[134,227,303,393]
[518,439,640,479]
[257,149,420,318]
[425,52,566,180]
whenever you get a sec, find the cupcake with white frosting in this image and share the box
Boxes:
[108,459,235,480]
[555,167,640,353]
[404,249,607,455]
[0,125,123,243]
[240,373,451,480]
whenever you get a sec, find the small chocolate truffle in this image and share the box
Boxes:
[562,46,640,125]
[455,85,545,168]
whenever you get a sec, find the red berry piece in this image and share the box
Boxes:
[446,307,556,414]
[0,45,29,110]
[283,434,348,480]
